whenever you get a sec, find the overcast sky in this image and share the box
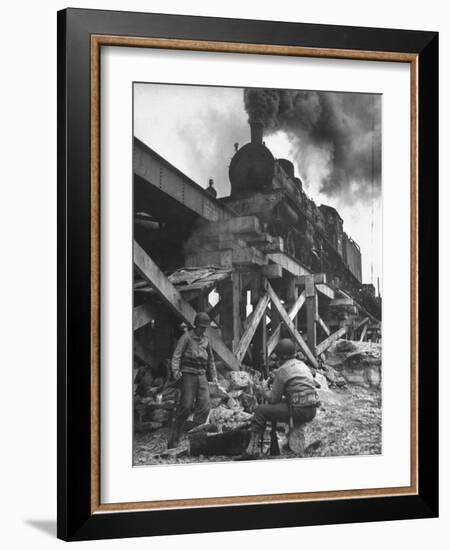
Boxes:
[134,83,382,291]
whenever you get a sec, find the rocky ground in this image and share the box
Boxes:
[133,384,382,466]
[133,339,382,466]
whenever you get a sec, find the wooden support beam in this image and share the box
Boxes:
[235,293,270,363]
[267,291,306,356]
[284,275,298,329]
[195,215,262,238]
[266,252,310,277]
[264,236,284,253]
[261,263,283,279]
[133,303,157,331]
[297,273,327,285]
[186,247,266,268]
[230,271,241,353]
[266,282,318,368]
[134,242,193,321]
[315,326,349,356]
[256,309,267,375]
[316,315,331,337]
[207,300,222,321]
[359,323,368,342]
[330,297,354,307]
[232,247,266,266]
[186,250,232,268]
[196,293,208,312]
[316,283,335,300]
[134,339,157,368]
[134,241,240,370]
[354,317,369,331]
[305,276,317,353]
[250,275,265,370]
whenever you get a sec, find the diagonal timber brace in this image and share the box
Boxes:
[315,326,349,356]
[267,290,306,356]
[266,282,318,368]
[235,293,270,363]
[134,241,240,370]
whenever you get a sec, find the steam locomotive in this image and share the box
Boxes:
[222,121,364,295]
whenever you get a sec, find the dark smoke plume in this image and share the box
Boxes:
[244,88,381,204]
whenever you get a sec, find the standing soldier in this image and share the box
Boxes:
[236,338,319,460]
[168,312,218,448]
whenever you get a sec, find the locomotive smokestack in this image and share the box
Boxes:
[250,121,263,145]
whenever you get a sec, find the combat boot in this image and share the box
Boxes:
[234,431,262,461]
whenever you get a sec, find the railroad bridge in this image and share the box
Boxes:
[133,137,380,374]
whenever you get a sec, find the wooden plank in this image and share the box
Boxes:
[359,323,368,342]
[235,293,270,363]
[231,271,241,353]
[195,215,262,238]
[264,236,284,253]
[316,315,331,337]
[315,326,349,356]
[134,242,194,321]
[266,282,318,368]
[185,250,233,268]
[267,291,306,356]
[134,241,240,370]
[133,303,157,331]
[266,252,310,277]
[354,317,369,331]
[207,300,222,321]
[305,276,317,352]
[297,273,327,285]
[316,283,335,300]
[232,247,266,266]
[261,264,283,279]
[330,297,354,307]
[284,275,298,329]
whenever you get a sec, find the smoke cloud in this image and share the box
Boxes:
[244,88,381,204]
[176,107,249,198]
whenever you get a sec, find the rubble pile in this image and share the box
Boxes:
[322,339,382,389]
[133,366,261,435]
[205,369,260,431]
[134,344,382,462]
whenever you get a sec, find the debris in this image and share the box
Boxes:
[208,381,229,399]
[225,396,240,409]
[228,370,252,390]
[209,405,235,425]
[335,340,357,353]
[210,397,224,408]
[323,340,382,388]
[240,392,258,413]
[314,372,329,390]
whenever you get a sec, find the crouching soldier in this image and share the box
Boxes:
[236,338,319,460]
[168,312,218,448]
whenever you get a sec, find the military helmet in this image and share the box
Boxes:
[276,338,296,359]
[194,311,211,328]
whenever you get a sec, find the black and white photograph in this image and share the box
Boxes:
[132,83,383,466]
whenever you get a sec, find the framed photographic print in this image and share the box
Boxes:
[57,8,438,541]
